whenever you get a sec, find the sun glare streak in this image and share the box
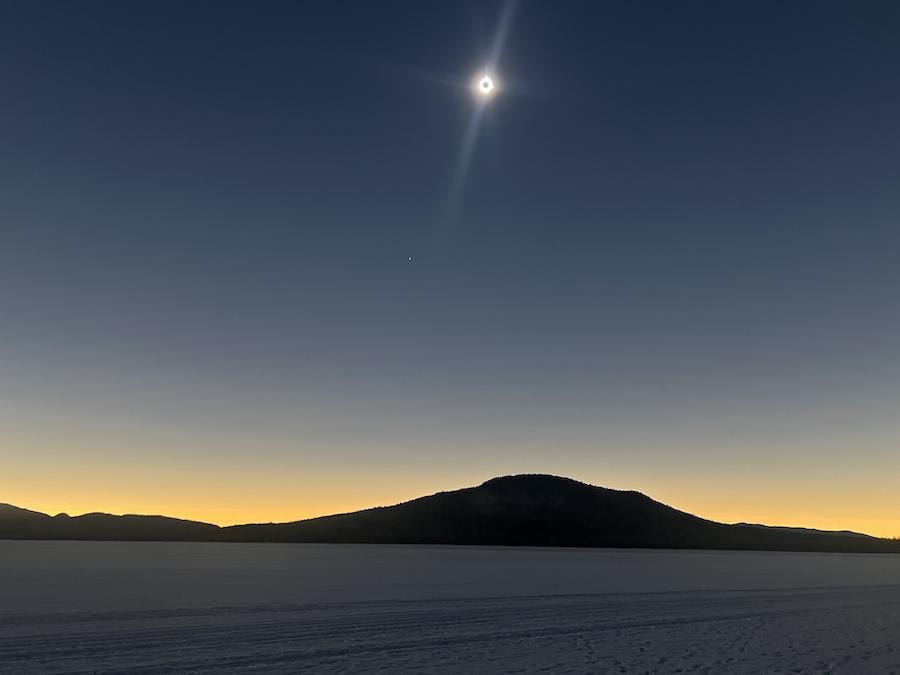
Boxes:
[486,0,517,72]
[438,102,487,235]
[436,0,517,238]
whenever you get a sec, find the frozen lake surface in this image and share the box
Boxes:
[2,541,900,672]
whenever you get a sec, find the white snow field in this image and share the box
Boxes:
[2,541,900,673]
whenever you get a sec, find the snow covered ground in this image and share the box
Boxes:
[2,541,900,673]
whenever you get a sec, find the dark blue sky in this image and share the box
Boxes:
[1,1,898,530]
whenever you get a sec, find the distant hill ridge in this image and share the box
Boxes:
[3,475,899,553]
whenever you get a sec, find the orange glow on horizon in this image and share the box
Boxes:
[5,473,900,539]
[6,421,899,538]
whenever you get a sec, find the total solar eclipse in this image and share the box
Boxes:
[478,75,495,95]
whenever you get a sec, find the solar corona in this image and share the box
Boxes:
[477,75,495,95]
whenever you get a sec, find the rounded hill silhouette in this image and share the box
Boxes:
[2,475,897,552]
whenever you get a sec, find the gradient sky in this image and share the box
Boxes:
[2,1,898,534]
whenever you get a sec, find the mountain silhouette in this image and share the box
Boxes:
[0,503,219,541]
[3,475,899,552]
